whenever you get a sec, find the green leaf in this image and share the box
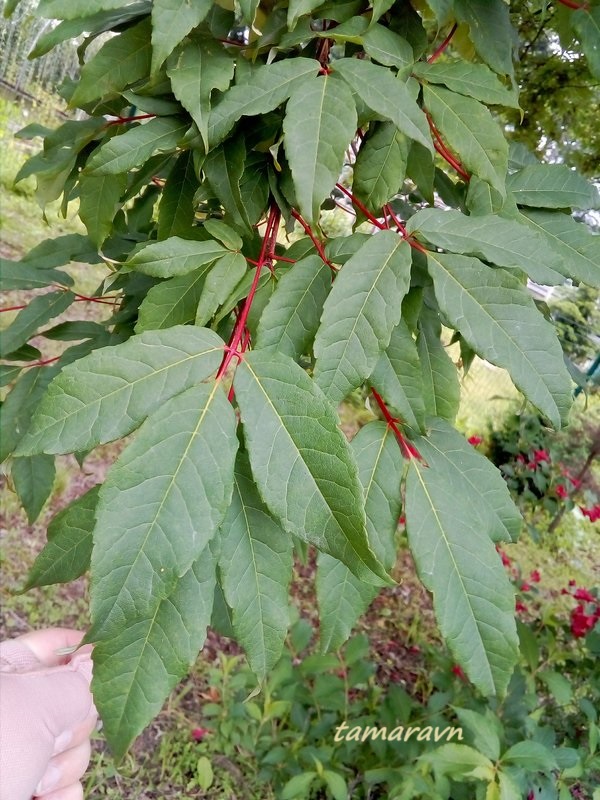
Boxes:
[207,58,320,148]
[283,74,357,225]
[202,220,243,252]
[233,351,388,584]
[406,141,435,203]
[255,255,332,361]
[413,60,520,108]
[36,0,136,19]
[426,252,573,427]
[419,743,495,779]
[22,486,100,590]
[12,455,56,524]
[16,233,102,271]
[85,117,189,176]
[1,291,74,359]
[29,3,152,59]
[17,326,224,455]
[0,367,58,461]
[415,418,521,543]
[369,320,425,433]
[314,232,412,404]
[453,708,502,761]
[79,172,126,247]
[405,456,519,696]
[416,317,460,423]
[91,552,216,759]
[572,6,600,79]
[454,0,516,77]
[90,381,237,640]
[423,85,508,196]
[517,210,600,288]
[281,773,317,800]
[157,152,198,240]
[333,58,433,153]
[0,262,73,291]
[218,452,293,677]
[0,365,22,387]
[361,24,414,69]
[323,771,348,800]
[195,252,247,326]
[70,18,152,106]
[353,122,409,214]
[150,0,212,72]
[318,421,404,651]
[125,236,228,277]
[287,0,324,30]
[506,164,599,210]
[502,741,558,772]
[167,38,235,149]
[203,136,252,233]
[538,669,573,706]
[317,554,377,652]
[135,267,212,332]
[406,208,570,286]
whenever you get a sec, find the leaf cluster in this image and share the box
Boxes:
[1,0,599,758]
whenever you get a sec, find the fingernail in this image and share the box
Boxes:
[53,729,73,754]
[35,764,61,794]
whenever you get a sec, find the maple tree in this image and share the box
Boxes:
[1,0,599,758]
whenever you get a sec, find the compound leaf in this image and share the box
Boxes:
[125,236,228,277]
[17,326,224,455]
[135,267,212,332]
[1,291,74,359]
[427,252,572,427]
[353,122,409,214]
[150,0,213,72]
[334,58,433,153]
[283,73,357,225]
[92,552,216,760]
[314,232,412,404]
[79,172,126,247]
[255,254,332,361]
[233,351,388,584]
[405,455,519,696]
[22,486,100,590]
[218,452,293,678]
[89,381,237,639]
[370,319,426,432]
[318,421,404,651]
[506,164,599,210]
[407,207,570,285]
[423,85,508,196]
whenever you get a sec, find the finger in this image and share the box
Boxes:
[18,629,86,667]
[52,706,98,756]
[35,740,91,797]
[35,782,84,800]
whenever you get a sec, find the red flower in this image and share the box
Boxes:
[398,515,406,526]
[580,504,600,523]
[520,582,532,592]
[516,600,528,613]
[573,587,595,603]
[526,461,537,471]
[570,605,597,638]
[496,546,512,567]
[191,727,210,742]
[529,570,541,583]
[555,484,569,499]
[533,449,550,463]
[451,664,467,681]
[568,476,582,488]
[468,435,483,446]
[516,454,526,464]
[569,579,576,587]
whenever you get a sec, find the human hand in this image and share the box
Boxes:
[0,628,97,800]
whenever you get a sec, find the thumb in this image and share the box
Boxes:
[0,659,96,800]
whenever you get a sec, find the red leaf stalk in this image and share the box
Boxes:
[371,388,423,462]
[217,205,281,379]
[291,209,336,271]
[427,23,458,64]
